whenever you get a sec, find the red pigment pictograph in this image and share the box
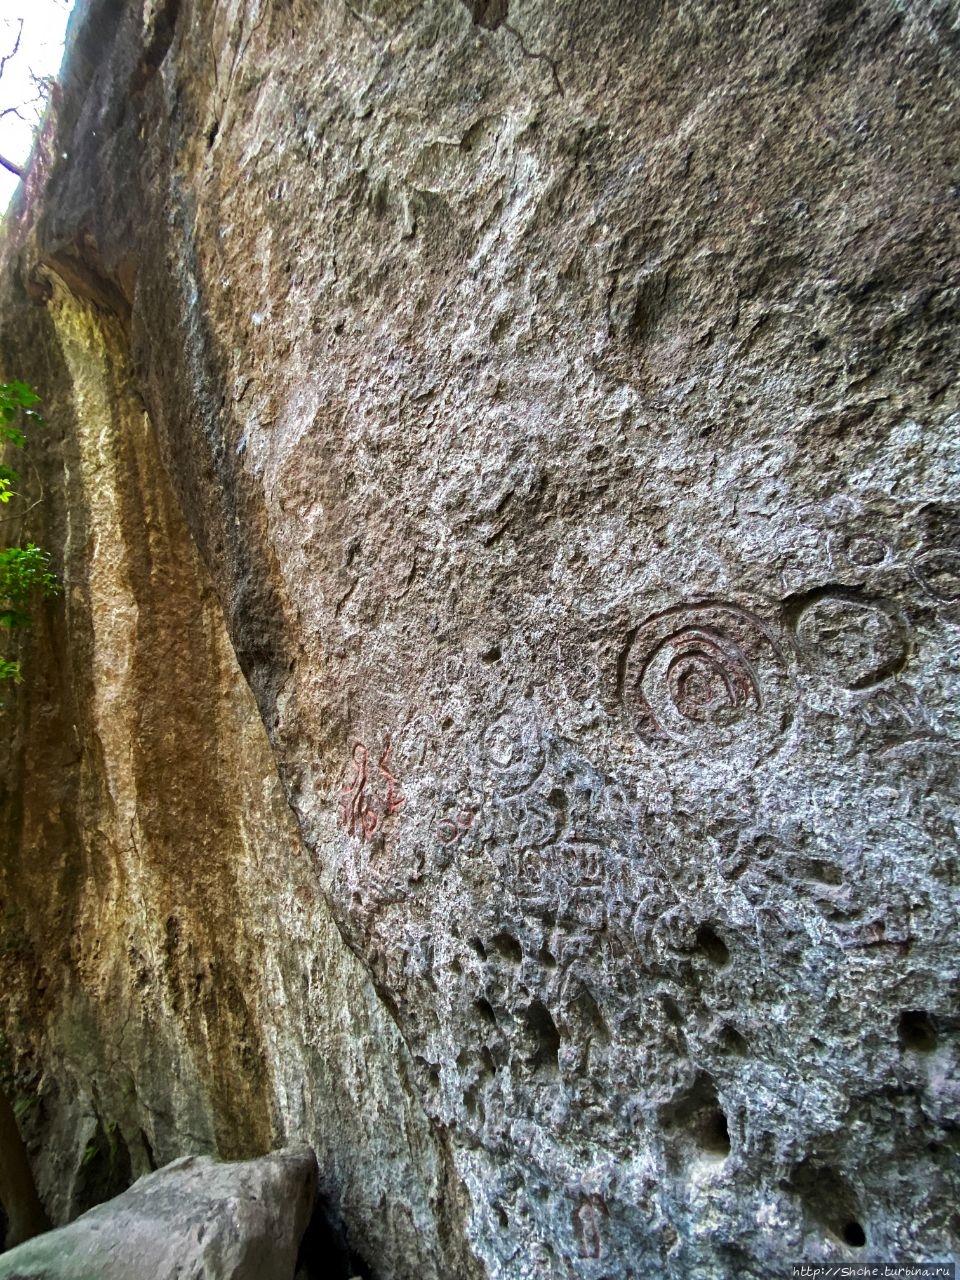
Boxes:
[436,810,475,846]
[339,738,405,840]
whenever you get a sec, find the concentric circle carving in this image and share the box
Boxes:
[623,603,790,754]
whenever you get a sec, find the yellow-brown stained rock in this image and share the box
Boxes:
[0,272,475,1278]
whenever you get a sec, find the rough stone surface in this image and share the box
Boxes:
[0,1148,316,1280]
[1,0,959,1276]
[0,266,474,1275]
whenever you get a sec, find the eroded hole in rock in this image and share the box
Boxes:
[660,1071,730,1160]
[569,983,611,1044]
[474,997,497,1027]
[698,1108,731,1156]
[659,994,684,1026]
[463,1086,484,1121]
[489,931,523,964]
[805,858,844,885]
[789,1159,864,1247]
[523,998,561,1074]
[469,937,488,961]
[480,643,502,664]
[718,1024,749,1056]
[842,1221,867,1248]
[546,787,568,816]
[462,0,509,31]
[412,1055,441,1093]
[898,1010,938,1052]
[695,923,730,966]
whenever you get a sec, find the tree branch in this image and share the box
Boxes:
[0,18,23,81]
[0,152,24,178]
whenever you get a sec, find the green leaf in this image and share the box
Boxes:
[0,545,61,610]
[0,379,43,445]
[0,424,26,448]
[0,380,40,408]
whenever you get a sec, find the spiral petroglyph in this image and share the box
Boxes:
[622,603,791,754]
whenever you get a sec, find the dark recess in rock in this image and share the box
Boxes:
[463,0,510,31]
[898,1010,938,1053]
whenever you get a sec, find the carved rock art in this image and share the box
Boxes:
[621,603,791,756]
[912,549,960,605]
[791,592,909,691]
[572,1194,608,1260]
[436,809,475,846]
[338,738,406,840]
[857,684,929,736]
[483,706,545,793]
[843,533,891,568]
[10,0,958,1273]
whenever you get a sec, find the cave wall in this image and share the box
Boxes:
[1,0,959,1275]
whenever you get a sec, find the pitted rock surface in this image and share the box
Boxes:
[0,0,958,1276]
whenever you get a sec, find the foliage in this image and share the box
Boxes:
[1,377,42,436]
[0,544,59,630]
[0,378,59,682]
[0,379,42,503]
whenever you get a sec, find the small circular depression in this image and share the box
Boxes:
[842,1221,866,1248]
[695,923,731,967]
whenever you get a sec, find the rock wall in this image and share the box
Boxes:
[1,0,959,1276]
[0,248,474,1276]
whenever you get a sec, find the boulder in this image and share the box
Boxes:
[0,1149,317,1280]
